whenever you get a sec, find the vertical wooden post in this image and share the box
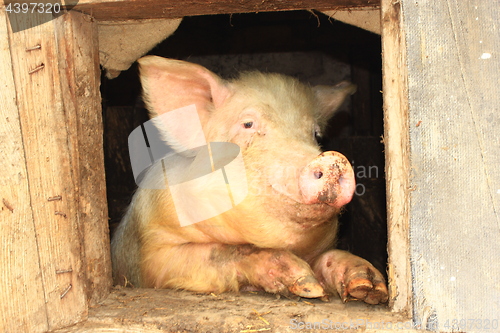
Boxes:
[1,9,110,332]
[54,10,112,307]
[380,0,413,315]
[0,9,49,332]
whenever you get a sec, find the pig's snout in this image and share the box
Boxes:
[299,151,355,208]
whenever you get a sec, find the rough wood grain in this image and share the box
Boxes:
[3,10,110,332]
[7,10,89,330]
[402,0,500,330]
[54,288,416,333]
[55,11,112,306]
[0,8,49,333]
[72,0,380,21]
[323,7,381,34]
[380,0,412,315]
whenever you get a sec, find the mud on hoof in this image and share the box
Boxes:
[312,249,388,305]
[340,264,388,304]
[236,247,326,298]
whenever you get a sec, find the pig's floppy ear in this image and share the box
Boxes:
[137,56,232,153]
[138,56,231,121]
[313,81,357,122]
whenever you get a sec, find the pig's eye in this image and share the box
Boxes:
[243,121,254,129]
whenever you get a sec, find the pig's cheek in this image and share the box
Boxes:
[268,166,303,202]
[244,167,262,197]
[249,177,263,197]
[231,132,255,150]
[228,121,256,147]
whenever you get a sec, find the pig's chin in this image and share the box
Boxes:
[288,201,340,228]
[269,183,341,227]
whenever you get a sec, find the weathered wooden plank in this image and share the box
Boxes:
[54,11,112,306]
[54,288,415,333]
[401,0,500,330]
[380,0,412,316]
[323,8,381,34]
[7,10,89,330]
[72,0,380,21]
[4,10,110,331]
[0,8,49,333]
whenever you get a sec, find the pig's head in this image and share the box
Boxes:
[138,56,356,228]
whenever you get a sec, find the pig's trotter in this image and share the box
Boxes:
[233,246,325,298]
[342,265,388,304]
[288,275,325,298]
[312,249,388,304]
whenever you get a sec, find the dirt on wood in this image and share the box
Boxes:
[55,287,412,332]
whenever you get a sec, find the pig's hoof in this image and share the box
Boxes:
[237,248,325,298]
[340,265,388,304]
[289,275,325,298]
[313,250,388,305]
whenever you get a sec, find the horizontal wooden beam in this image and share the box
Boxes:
[61,288,413,332]
[73,0,379,21]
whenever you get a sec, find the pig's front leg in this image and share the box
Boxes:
[311,249,388,304]
[141,243,325,298]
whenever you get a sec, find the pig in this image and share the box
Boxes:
[111,55,388,305]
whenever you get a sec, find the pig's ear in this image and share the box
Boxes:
[137,56,231,121]
[313,81,357,122]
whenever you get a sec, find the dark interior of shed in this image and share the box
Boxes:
[101,10,387,278]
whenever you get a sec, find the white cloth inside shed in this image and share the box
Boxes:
[98,18,182,79]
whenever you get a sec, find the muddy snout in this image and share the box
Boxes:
[299,151,355,208]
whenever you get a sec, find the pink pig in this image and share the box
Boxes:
[111,56,388,304]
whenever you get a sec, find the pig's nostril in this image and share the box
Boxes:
[314,171,323,179]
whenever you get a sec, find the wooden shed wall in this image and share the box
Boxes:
[399,0,500,330]
[0,10,111,332]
